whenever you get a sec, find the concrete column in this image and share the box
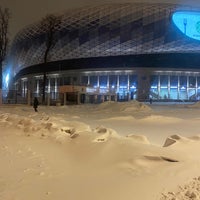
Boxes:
[158,75,160,99]
[107,75,109,88]
[97,76,99,87]
[64,93,66,105]
[27,90,31,106]
[48,79,50,93]
[168,75,170,99]
[36,80,39,95]
[117,75,119,91]
[177,76,180,100]
[127,74,130,93]
[88,75,90,85]
[55,78,57,93]
[127,93,130,101]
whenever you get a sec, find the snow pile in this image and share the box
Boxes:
[141,115,182,124]
[163,134,190,147]
[126,134,150,144]
[93,125,120,142]
[161,177,200,200]
[187,101,200,108]
[1,104,200,200]
[97,100,152,113]
[0,112,92,143]
[99,115,135,121]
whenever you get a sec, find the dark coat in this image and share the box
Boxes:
[33,97,39,108]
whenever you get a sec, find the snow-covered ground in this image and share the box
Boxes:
[1,100,200,200]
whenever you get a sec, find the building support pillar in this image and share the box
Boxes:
[168,75,170,99]
[64,93,66,105]
[177,76,180,100]
[158,75,160,99]
[195,76,198,100]
[187,76,189,100]
[27,90,31,106]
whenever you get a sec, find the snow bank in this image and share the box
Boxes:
[187,101,200,108]
[96,100,152,112]
[0,112,91,143]
[126,134,150,144]
[92,125,120,142]
[163,135,190,147]
[141,115,182,124]
[1,103,200,200]
[160,177,200,200]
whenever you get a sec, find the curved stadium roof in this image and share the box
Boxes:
[10,3,200,77]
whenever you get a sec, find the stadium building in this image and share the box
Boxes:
[5,3,200,104]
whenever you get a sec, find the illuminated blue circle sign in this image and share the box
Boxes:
[172,11,200,40]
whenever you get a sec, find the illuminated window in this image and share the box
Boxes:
[172,11,200,40]
[99,76,107,87]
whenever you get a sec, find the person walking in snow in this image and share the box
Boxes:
[33,97,39,112]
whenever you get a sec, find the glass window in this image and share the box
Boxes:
[189,76,196,88]
[90,76,98,87]
[150,75,158,87]
[150,88,159,99]
[188,88,196,100]
[109,75,117,87]
[169,88,178,99]
[180,76,187,88]
[160,75,168,87]
[197,77,200,87]
[197,89,200,100]
[129,75,137,91]
[160,88,168,99]
[129,75,137,85]
[179,90,187,100]
[119,75,127,86]
[63,77,70,85]
[170,76,178,87]
[81,76,88,85]
[99,76,107,87]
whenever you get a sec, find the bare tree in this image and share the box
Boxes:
[0,7,9,94]
[40,14,62,104]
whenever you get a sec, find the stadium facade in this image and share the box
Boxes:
[6,3,200,104]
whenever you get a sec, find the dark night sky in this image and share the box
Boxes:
[1,0,200,42]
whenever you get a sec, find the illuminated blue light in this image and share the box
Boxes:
[3,70,10,90]
[99,88,108,93]
[172,11,200,40]
[100,86,107,89]
[161,86,168,89]
[119,86,127,89]
[5,74,9,86]
[130,85,136,89]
